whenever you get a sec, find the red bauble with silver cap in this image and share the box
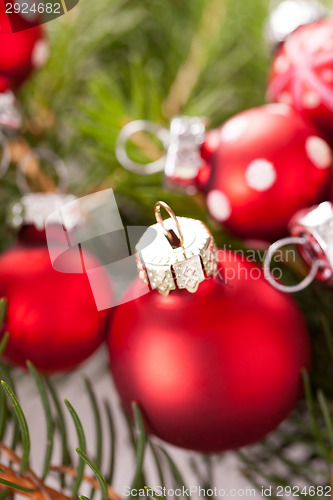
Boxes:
[267,18,333,147]
[0,151,111,373]
[0,1,48,92]
[201,104,332,240]
[108,202,310,453]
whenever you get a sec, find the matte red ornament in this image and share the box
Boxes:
[0,225,111,373]
[108,206,310,453]
[200,104,331,240]
[267,19,333,146]
[0,2,48,92]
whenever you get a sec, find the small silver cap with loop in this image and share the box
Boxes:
[263,201,333,293]
[0,91,22,179]
[116,116,207,193]
[265,0,325,51]
[8,148,82,231]
[136,201,218,296]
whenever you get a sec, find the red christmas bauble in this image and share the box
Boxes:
[199,104,331,240]
[108,252,310,453]
[0,2,48,92]
[267,19,333,146]
[0,225,111,373]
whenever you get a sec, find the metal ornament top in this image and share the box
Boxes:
[289,201,333,283]
[0,91,22,130]
[8,148,83,231]
[0,91,22,179]
[136,201,218,296]
[265,0,325,50]
[264,201,333,293]
[116,116,207,193]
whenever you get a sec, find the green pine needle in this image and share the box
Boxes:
[1,381,30,474]
[0,300,7,331]
[0,477,34,493]
[26,361,54,480]
[148,442,165,491]
[0,385,7,441]
[317,389,333,450]
[130,403,147,492]
[84,377,102,498]
[157,446,190,498]
[302,370,331,460]
[75,448,109,500]
[64,399,87,497]
[0,333,9,356]
[144,485,165,500]
[104,400,116,485]
[45,377,72,487]
[0,363,20,453]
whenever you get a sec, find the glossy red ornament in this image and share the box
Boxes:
[108,252,310,453]
[267,19,333,146]
[0,225,111,373]
[199,104,331,240]
[0,2,48,92]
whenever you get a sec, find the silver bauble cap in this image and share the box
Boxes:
[136,201,218,296]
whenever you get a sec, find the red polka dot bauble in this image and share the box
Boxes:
[267,19,333,147]
[108,207,310,453]
[0,2,48,92]
[200,104,332,240]
[0,220,111,374]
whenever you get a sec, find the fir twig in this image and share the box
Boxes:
[162,0,229,117]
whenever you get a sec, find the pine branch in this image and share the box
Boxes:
[162,0,229,118]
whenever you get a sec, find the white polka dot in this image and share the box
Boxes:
[32,40,49,69]
[306,136,332,169]
[302,90,321,109]
[245,159,277,192]
[277,91,293,105]
[265,103,291,116]
[207,190,231,222]
[274,55,290,74]
[220,116,248,142]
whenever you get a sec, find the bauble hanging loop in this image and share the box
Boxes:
[116,116,207,192]
[116,120,169,174]
[264,236,320,293]
[264,201,333,292]
[136,201,218,295]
